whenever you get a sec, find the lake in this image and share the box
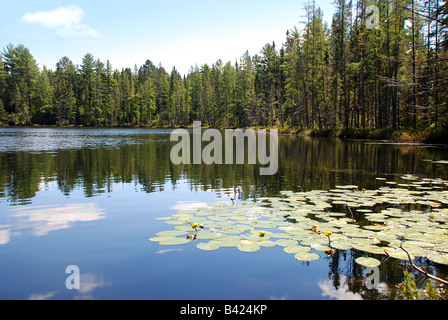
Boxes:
[0,127,447,300]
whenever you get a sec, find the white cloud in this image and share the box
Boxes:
[20,5,99,38]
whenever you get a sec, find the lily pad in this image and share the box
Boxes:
[158,237,192,246]
[427,252,448,265]
[238,244,261,253]
[352,243,386,255]
[257,240,277,247]
[196,231,226,240]
[148,236,175,242]
[294,252,321,261]
[386,248,415,261]
[355,257,381,267]
[275,239,299,247]
[156,230,188,237]
[284,246,312,254]
[197,242,220,251]
[213,236,242,247]
[330,240,353,251]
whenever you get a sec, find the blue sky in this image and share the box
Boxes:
[1,0,335,75]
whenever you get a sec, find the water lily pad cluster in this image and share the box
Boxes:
[149,175,448,266]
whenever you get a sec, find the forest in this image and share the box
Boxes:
[0,0,447,142]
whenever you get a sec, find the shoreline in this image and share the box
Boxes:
[1,124,447,146]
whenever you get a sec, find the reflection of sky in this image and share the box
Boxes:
[169,201,211,211]
[28,273,108,300]
[2,203,106,243]
[318,276,363,300]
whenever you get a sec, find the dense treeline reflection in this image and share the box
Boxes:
[1,129,447,204]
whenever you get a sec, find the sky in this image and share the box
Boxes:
[0,0,336,76]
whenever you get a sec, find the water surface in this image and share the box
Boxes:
[0,127,447,300]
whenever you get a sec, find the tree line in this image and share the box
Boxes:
[0,0,447,132]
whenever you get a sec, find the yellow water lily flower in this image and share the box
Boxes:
[259,231,266,238]
[191,223,199,229]
[325,231,332,237]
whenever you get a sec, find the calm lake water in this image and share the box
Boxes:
[0,127,447,300]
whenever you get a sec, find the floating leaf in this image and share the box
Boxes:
[284,246,312,254]
[386,248,415,261]
[148,236,175,242]
[352,243,386,255]
[427,252,448,265]
[275,239,299,247]
[238,244,261,253]
[196,231,226,240]
[257,240,277,247]
[331,240,353,251]
[208,202,227,208]
[336,185,359,189]
[312,244,333,252]
[294,252,321,261]
[156,230,187,237]
[197,242,220,251]
[355,257,381,267]
[158,237,192,246]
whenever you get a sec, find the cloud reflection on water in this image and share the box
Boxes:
[318,276,363,300]
[2,203,106,244]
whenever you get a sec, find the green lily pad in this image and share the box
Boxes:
[330,240,353,251]
[158,237,192,246]
[352,243,386,255]
[284,246,312,254]
[427,252,448,265]
[275,239,299,247]
[165,220,189,225]
[238,244,261,253]
[208,202,227,208]
[156,230,188,237]
[312,244,332,252]
[294,252,321,261]
[355,257,381,267]
[386,248,415,261]
[257,240,277,247]
[148,236,175,242]
[196,231,226,240]
[197,242,220,251]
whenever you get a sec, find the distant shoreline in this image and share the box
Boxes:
[1,124,447,146]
